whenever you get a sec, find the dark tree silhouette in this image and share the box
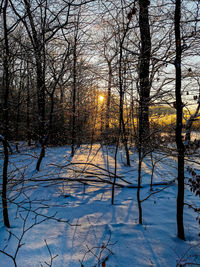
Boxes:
[174,0,185,241]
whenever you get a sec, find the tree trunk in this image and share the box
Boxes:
[138,0,151,148]
[15,78,21,143]
[175,0,185,241]
[2,0,9,141]
[106,61,112,131]
[137,147,143,224]
[36,55,46,138]
[49,93,54,143]
[1,138,11,228]
[137,0,151,221]
[35,55,46,171]
[23,0,46,169]
[26,66,31,146]
[36,144,45,171]
[119,44,130,166]
[71,40,77,157]
[185,103,200,144]
[111,139,119,205]
[1,0,11,228]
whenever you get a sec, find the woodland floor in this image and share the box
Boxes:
[0,143,200,267]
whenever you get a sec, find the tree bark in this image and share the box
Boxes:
[185,103,200,144]
[138,0,151,147]
[1,138,11,228]
[2,0,9,141]
[106,61,112,131]
[119,43,130,166]
[175,0,185,241]
[21,0,46,170]
[1,0,11,228]
[137,147,143,224]
[26,64,31,146]
[71,39,77,157]
[71,8,81,156]
[22,0,46,137]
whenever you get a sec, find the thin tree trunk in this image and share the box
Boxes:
[23,0,46,170]
[15,79,21,143]
[26,66,31,146]
[1,138,11,228]
[23,0,46,137]
[137,146,143,224]
[15,83,21,153]
[3,0,9,141]
[2,0,11,228]
[71,39,77,157]
[119,44,130,166]
[36,145,45,171]
[175,0,185,241]
[150,152,155,191]
[111,138,119,205]
[35,56,46,171]
[49,93,54,143]
[36,55,46,137]
[185,103,200,144]
[106,61,112,131]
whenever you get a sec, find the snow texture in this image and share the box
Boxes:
[0,144,199,267]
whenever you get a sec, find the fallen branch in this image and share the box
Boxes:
[141,181,175,203]
[50,162,132,184]
[29,176,141,188]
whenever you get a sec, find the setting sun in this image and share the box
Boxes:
[99,95,104,102]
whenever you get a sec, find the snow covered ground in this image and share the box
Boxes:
[0,144,199,267]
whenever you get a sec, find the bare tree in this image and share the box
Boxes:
[9,0,72,170]
[138,0,151,147]
[174,0,185,240]
[1,0,11,228]
[71,7,81,156]
[137,0,151,225]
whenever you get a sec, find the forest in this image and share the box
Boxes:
[0,0,200,266]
